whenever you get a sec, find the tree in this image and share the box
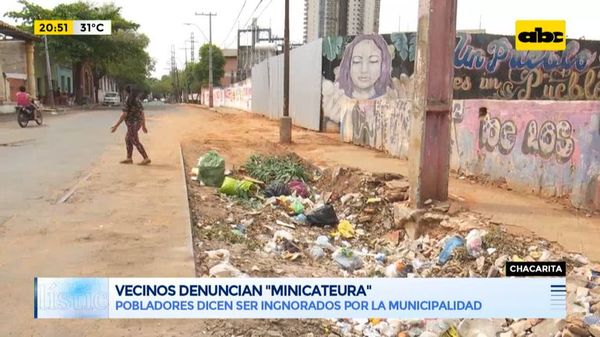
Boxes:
[7,0,152,103]
[193,44,225,87]
[147,75,172,99]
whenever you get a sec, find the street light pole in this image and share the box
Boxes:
[196,12,217,108]
[279,0,291,143]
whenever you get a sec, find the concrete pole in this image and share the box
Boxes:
[279,0,292,144]
[25,41,36,97]
[43,35,55,108]
[408,0,457,208]
[208,14,214,108]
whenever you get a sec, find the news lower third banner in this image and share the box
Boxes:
[34,277,566,319]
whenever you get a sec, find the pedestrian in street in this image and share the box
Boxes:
[111,85,151,165]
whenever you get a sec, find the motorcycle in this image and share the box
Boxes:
[16,99,43,128]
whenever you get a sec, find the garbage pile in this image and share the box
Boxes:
[189,151,600,337]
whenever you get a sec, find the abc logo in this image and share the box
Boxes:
[515,20,566,51]
[518,27,563,43]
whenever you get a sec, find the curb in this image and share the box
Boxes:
[179,143,197,276]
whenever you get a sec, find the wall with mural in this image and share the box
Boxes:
[320,32,600,209]
[452,100,600,208]
[201,79,252,110]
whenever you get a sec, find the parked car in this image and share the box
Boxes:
[102,92,120,106]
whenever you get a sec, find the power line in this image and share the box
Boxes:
[222,0,247,46]
[241,0,264,29]
[255,0,274,20]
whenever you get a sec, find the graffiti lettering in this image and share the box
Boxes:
[453,76,472,91]
[479,116,517,154]
[522,120,574,162]
[479,77,503,90]
[485,37,512,73]
[454,34,487,70]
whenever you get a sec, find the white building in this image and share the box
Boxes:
[97,76,118,102]
[303,0,381,43]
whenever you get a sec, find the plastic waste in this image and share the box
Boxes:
[288,179,310,198]
[465,229,484,257]
[438,236,464,265]
[290,199,305,215]
[264,181,290,197]
[292,213,307,224]
[219,177,254,197]
[197,151,225,187]
[306,204,339,226]
[332,248,363,271]
[309,246,325,259]
[375,253,386,264]
[315,235,334,251]
[332,220,355,238]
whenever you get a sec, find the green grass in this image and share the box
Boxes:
[244,154,310,184]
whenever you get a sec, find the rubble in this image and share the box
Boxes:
[185,152,600,337]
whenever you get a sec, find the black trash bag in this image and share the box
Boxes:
[306,204,338,226]
[264,181,290,197]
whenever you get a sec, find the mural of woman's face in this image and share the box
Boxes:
[350,39,382,97]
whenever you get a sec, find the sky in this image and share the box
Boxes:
[2,0,600,77]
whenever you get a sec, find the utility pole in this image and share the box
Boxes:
[170,45,179,103]
[408,0,458,208]
[180,45,189,103]
[43,35,55,108]
[279,0,291,143]
[196,12,216,108]
[190,32,195,63]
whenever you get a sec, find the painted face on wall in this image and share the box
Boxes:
[350,39,382,99]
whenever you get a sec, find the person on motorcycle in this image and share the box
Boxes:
[16,86,36,115]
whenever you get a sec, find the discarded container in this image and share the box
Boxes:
[293,214,307,224]
[197,151,226,187]
[288,179,310,198]
[332,248,363,271]
[306,204,339,226]
[367,197,382,204]
[465,229,484,257]
[333,220,355,239]
[264,181,290,197]
[290,199,305,215]
[438,236,464,265]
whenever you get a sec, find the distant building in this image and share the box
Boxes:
[221,49,238,86]
[97,76,118,103]
[0,20,39,112]
[34,55,74,105]
[303,0,381,43]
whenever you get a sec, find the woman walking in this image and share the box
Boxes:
[111,85,151,165]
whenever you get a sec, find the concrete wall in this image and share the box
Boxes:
[320,32,600,210]
[202,79,252,111]
[0,40,27,105]
[0,40,27,74]
[250,39,323,131]
[452,100,600,209]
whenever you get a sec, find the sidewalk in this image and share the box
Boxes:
[0,108,199,335]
